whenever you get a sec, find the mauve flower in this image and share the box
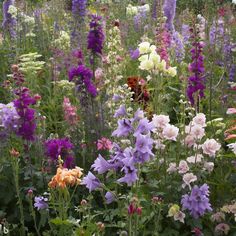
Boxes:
[167,162,177,173]
[114,105,127,118]
[211,212,226,223]
[135,134,153,155]
[91,154,112,174]
[63,97,78,125]
[192,113,206,127]
[186,154,203,164]
[202,139,221,157]
[163,0,177,31]
[112,119,133,137]
[105,192,115,204]
[191,125,205,140]
[178,160,189,174]
[162,124,179,141]
[152,114,170,130]
[182,173,197,189]
[2,0,17,39]
[215,223,230,235]
[226,108,236,114]
[181,184,212,219]
[82,172,101,192]
[34,196,48,211]
[97,137,113,151]
[130,48,140,60]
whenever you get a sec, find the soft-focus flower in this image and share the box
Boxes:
[226,108,236,114]
[81,172,101,192]
[45,138,75,168]
[112,119,132,137]
[105,192,115,204]
[162,124,179,141]
[211,212,226,223]
[48,166,83,189]
[92,154,112,174]
[163,0,177,31]
[97,137,113,151]
[63,97,78,125]
[114,105,127,118]
[167,162,177,173]
[215,223,230,235]
[152,114,170,130]
[202,139,221,157]
[227,143,236,155]
[178,160,189,174]
[186,154,203,163]
[182,173,197,189]
[168,204,185,223]
[193,113,206,127]
[181,184,212,219]
[203,162,214,172]
[34,196,48,211]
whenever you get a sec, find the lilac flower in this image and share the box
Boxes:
[2,0,16,39]
[112,119,133,137]
[130,48,140,60]
[181,184,212,219]
[135,134,153,155]
[0,102,19,132]
[118,167,138,186]
[133,118,154,137]
[172,31,185,63]
[152,0,158,19]
[72,0,87,18]
[114,105,127,118]
[87,14,105,60]
[105,192,115,204]
[82,172,101,192]
[182,24,191,44]
[91,154,112,174]
[34,196,48,211]
[69,64,97,97]
[163,0,177,31]
[14,88,36,141]
[44,138,75,168]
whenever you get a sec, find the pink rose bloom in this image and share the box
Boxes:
[226,108,236,114]
[152,114,170,130]
[202,139,221,157]
[184,134,196,148]
[162,124,179,141]
[191,125,205,140]
[178,160,189,174]
[97,137,113,151]
[182,173,197,189]
[204,162,214,172]
[192,113,206,127]
[186,154,203,163]
[167,162,177,174]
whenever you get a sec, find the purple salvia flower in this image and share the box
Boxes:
[181,184,212,219]
[82,171,101,192]
[2,0,17,39]
[87,14,105,62]
[163,0,177,31]
[44,138,75,168]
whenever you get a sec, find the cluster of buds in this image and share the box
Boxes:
[48,166,83,189]
[128,197,142,216]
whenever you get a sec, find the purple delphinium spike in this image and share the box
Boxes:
[2,0,17,39]
[181,184,212,219]
[163,0,177,31]
[87,14,105,62]
[172,31,185,63]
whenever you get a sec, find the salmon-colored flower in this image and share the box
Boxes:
[48,166,83,189]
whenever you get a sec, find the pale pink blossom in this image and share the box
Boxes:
[95,68,104,81]
[154,140,166,150]
[167,162,177,174]
[178,160,189,174]
[186,154,203,163]
[184,134,196,148]
[152,114,170,130]
[204,162,214,172]
[191,125,205,140]
[182,173,197,189]
[97,137,113,151]
[202,139,221,157]
[173,211,185,223]
[162,124,179,141]
[63,97,78,125]
[192,113,206,127]
[226,108,236,115]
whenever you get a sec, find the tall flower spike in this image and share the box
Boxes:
[163,0,177,31]
[2,0,17,39]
